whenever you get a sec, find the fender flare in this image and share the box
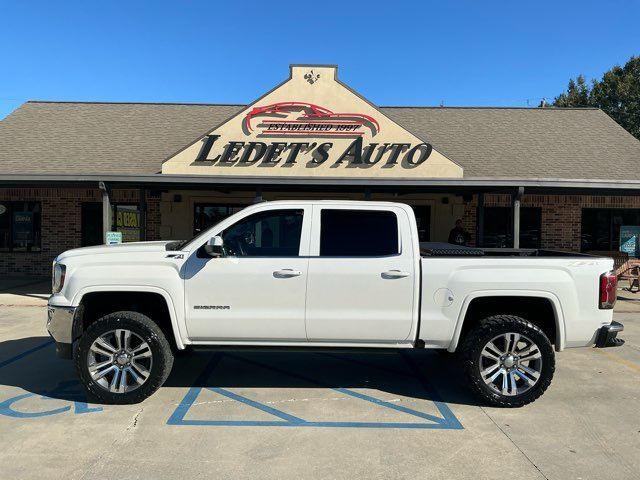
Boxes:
[447,290,566,353]
[71,285,186,350]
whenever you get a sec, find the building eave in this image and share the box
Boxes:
[2,173,640,194]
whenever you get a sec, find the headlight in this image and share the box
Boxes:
[52,263,66,293]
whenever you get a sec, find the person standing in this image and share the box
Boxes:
[448,219,471,246]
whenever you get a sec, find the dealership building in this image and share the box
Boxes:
[1,64,640,276]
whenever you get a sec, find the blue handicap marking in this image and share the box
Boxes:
[168,352,463,429]
[0,380,102,418]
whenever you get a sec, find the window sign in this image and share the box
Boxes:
[619,225,640,257]
[105,231,123,245]
[12,211,34,247]
[112,205,141,242]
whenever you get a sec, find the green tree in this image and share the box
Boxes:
[553,75,591,107]
[590,57,640,140]
[548,56,640,140]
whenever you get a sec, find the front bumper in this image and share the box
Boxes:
[46,305,76,359]
[595,321,625,348]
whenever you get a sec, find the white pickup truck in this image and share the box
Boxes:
[47,200,623,407]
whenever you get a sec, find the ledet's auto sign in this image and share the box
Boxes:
[194,101,433,168]
[162,65,462,178]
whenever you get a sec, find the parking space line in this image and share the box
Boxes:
[317,352,463,429]
[210,387,306,424]
[398,351,463,429]
[226,353,446,424]
[167,353,224,425]
[0,339,52,369]
[168,352,463,429]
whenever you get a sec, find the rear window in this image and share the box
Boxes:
[320,209,399,257]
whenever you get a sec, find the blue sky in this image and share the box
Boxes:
[1,0,638,119]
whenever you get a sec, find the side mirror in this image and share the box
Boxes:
[204,235,224,257]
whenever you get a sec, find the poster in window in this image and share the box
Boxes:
[619,225,640,257]
[114,206,141,242]
[13,211,34,246]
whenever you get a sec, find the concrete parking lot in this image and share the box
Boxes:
[0,278,639,480]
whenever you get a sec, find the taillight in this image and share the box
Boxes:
[599,271,617,309]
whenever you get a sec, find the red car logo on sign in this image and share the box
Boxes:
[244,102,381,137]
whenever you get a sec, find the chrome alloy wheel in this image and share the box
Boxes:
[87,329,153,394]
[479,332,542,396]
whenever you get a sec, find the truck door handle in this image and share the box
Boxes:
[382,270,410,279]
[273,269,302,278]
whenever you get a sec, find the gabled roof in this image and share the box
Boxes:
[0,101,639,180]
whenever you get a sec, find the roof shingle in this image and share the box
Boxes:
[0,101,638,180]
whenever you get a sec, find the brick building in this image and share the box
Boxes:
[1,65,640,276]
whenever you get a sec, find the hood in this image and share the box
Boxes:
[56,241,174,261]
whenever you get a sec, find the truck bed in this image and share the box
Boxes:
[418,245,614,351]
[419,242,591,258]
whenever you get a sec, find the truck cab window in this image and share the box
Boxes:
[320,209,399,256]
[221,209,303,257]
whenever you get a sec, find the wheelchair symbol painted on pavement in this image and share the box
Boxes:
[0,380,102,418]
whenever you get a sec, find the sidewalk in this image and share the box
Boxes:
[614,287,640,313]
[0,276,50,306]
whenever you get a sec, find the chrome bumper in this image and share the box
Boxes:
[46,305,76,344]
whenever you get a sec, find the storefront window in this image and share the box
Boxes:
[112,204,141,243]
[0,202,41,252]
[479,207,541,248]
[411,205,431,242]
[581,208,640,252]
[194,204,246,235]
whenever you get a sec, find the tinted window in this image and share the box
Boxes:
[221,209,303,257]
[320,209,399,257]
[411,205,431,242]
[479,207,541,248]
[0,202,41,252]
[194,204,246,235]
[581,208,640,252]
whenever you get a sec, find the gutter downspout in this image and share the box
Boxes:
[513,186,524,249]
[99,181,111,244]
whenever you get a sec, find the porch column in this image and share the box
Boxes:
[139,188,147,241]
[513,187,524,249]
[99,181,111,244]
[477,193,485,247]
[253,187,263,204]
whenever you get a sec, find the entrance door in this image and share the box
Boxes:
[81,203,103,246]
[305,206,417,342]
[183,207,311,341]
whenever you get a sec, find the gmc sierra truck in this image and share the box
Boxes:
[47,201,624,407]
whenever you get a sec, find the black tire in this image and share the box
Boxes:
[75,311,174,404]
[460,314,555,408]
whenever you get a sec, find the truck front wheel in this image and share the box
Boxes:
[75,311,174,404]
[460,315,555,407]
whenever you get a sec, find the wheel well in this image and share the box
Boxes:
[74,292,176,348]
[457,296,557,349]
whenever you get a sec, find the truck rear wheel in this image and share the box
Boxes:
[460,315,555,407]
[75,311,174,404]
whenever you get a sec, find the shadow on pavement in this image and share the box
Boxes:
[0,277,50,303]
[0,336,480,407]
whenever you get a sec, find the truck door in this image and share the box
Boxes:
[305,206,417,342]
[183,207,311,341]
